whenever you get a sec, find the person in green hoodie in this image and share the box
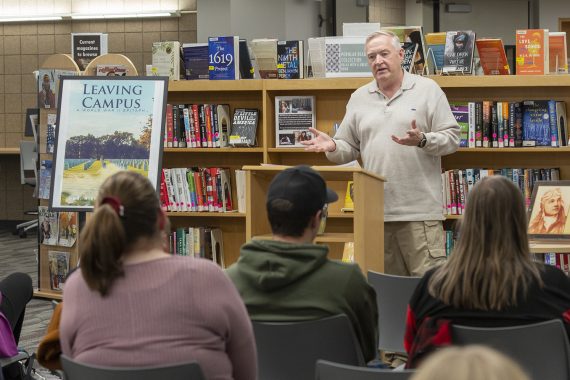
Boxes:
[226,165,379,363]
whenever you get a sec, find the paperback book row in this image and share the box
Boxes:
[450,100,568,148]
[541,253,570,276]
[168,226,224,268]
[442,167,560,216]
[164,104,259,148]
[38,206,78,247]
[160,167,246,213]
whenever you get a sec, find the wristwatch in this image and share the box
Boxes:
[418,132,427,148]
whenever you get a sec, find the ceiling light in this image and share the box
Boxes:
[0,16,63,22]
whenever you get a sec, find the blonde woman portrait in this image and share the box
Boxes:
[528,187,569,234]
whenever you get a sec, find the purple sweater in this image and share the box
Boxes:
[60,256,257,380]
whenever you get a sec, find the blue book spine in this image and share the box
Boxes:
[208,36,238,80]
[450,103,469,147]
[548,99,559,147]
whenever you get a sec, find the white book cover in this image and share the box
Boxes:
[152,41,181,81]
[234,170,246,213]
[324,36,371,78]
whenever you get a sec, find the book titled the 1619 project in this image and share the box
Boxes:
[208,36,240,80]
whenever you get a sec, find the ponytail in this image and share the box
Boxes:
[80,203,127,296]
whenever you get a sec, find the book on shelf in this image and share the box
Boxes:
[381,26,428,75]
[234,169,247,213]
[182,43,209,80]
[217,105,231,147]
[239,39,255,79]
[341,181,354,212]
[71,32,108,71]
[58,212,78,248]
[96,64,127,76]
[48,251,70,291]
[275,95,316,147]
[324,36,370,78]
[229,108,259,147]
[450,102,469,148]
[443,30,476,75]
[548,32,568,74]
[515,29,549,75]
[425,32,446,74]
[152,41,181,81]
[37,69,78,109]
[556,101,568,146]
[277,40,304,79]
[38,160,52,200]
[210,228,225,268]
[250,39,278,79]
[208,36,240,80]
[168,227,225,267]
[307,37,326,78]
[162,167,234,213]
[39,206,58,246]
[401,42,419,73]
[475,38,510,75]
[341,242,355,263]
[522,100,552,147]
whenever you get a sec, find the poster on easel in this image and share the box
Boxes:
[50,76,168,212]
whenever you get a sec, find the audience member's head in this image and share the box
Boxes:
[428,176,542,311]
[79,171,166,296]
[266,165,337,240]
[411,345,530,380]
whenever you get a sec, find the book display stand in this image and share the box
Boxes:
[35,54,80,300]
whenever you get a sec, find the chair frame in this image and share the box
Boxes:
[367,270,421,353]
[253,314,365,380]
[452,319,570,380]
[60,355,205,380]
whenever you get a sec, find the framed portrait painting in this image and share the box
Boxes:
[528,180,570,240]
[50,76,168,212]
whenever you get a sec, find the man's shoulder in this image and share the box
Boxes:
[408,73,443,93]
[321,259,365,279]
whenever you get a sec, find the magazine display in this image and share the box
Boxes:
[48,251,70,291]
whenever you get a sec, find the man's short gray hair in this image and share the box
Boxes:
[365,30,401,51]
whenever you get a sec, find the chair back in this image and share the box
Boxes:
[19,140,37,186]
[367,271,421,353]
[253,314,365,380]
[60,355,205,380]
[315,359,415,380]
[452,319,570,380]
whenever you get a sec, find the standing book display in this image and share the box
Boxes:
[35,54,80,299]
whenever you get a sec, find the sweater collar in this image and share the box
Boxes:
[367,70,416,94]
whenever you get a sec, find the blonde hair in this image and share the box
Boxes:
[428,176,542,310]
[79,171,162,296]
[365,30,401,50]
[411,346,530,380]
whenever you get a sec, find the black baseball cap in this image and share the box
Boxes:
[266,165,338,216]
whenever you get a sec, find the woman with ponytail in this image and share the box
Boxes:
[59,171,256,380]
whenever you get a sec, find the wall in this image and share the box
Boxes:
[197,0,320,42]
[540,0,570,32]
[0,0,197,220]
[336,0,368,35]
[439,0,528,45]
[369,0,405,27]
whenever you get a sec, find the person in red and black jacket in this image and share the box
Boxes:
[404,175,570,369]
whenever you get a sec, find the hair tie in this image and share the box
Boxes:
[101,196,125,217]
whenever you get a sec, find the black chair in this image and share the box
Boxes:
[60,355,205,380]
[315,359,415,380]
[253,314,365,380]
[367,271,421,353]
[0,351,34,380]
[452,319,570,380]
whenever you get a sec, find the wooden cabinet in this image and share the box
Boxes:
[164,75,570,268]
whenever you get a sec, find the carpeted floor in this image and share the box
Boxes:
[0,225,53,355]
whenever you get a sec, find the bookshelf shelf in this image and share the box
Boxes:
[0,148,19,155]
[164,147,264,153]
[165,75,570,270]
[253,232,355,243]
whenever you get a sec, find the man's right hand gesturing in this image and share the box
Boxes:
[301,128,336,152]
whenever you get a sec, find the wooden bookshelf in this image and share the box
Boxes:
[0,148,19,155]
[164,75,570,270]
